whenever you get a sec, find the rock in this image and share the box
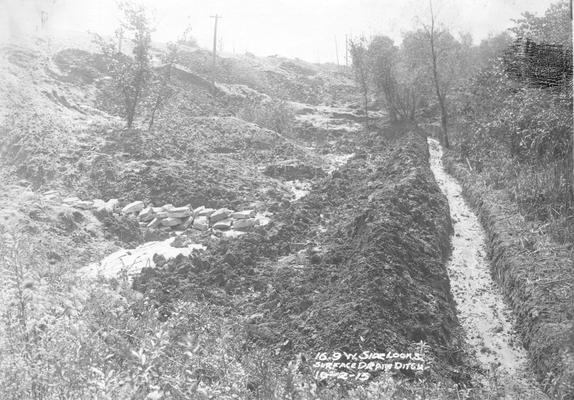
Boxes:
[161,217,182,227]
[122,201,144,215]
[210,208,232,223]
[231,210,256,219]
[147,218,161,229]
[93,199,106,210]
[161,204,174,211]
[105,199,120,212]
[155,211,169,219]
[44,190,60,201]
[75,200,94,210]
[222,230,246,239]
[63,196,80,205]
[167,206,191,218]
[181,216,194,229]
[196,206,216,217]
[138,206,155,222]
[213,219,233,231]
[192,216,209,231]
[233,218,257,231]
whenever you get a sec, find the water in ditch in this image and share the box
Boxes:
[427,138,548,399]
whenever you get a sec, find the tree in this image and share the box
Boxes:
[424,0,450,147]
[95,1,154,128]
[349,37,370,132]
[368,36,402,122]
[402,1,473,147]
[146,43,179,130]
[510,1,572,47]
[367,35,426,122]
[509,0,573,198]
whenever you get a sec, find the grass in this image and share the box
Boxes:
[449,124,574,245]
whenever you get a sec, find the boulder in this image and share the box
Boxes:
[93,199,106,210]
[75,200,94,210]
[192,216,209,231]
[138,206,155,222]
[233,218,257,231]
[147,218,161,229]
[231,210,256,219]
[181,216,194,229]
[63,196,80,205]
[155,211,169,219]
[213,219,233,231]
[122,201,145,215]
[222,230,246,239]
[44,194,59,201]
[210,208,232,223]
[161,217,182,227]
[167,206,191,218]
[196,206,216,217]
[105,199,120,212]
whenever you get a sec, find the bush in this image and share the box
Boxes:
[238,99,296,135]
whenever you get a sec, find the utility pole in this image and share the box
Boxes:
[334,35,340,70]
[345,34,349,68]
[210,14,222,95]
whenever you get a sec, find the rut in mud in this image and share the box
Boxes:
[428,138,548,399]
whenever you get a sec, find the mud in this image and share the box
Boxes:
[132,132,473,385]
[429,138,551,399]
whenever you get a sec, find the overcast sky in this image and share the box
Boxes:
[1,0,563,62]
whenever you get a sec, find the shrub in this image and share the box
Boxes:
[238,99,296,135]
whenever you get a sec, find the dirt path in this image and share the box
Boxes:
[427,138,548,399]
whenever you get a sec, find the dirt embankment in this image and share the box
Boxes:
[444,154,574,399]
[133,131,472,385]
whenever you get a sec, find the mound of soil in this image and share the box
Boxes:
[51,49,107,85]
[132,132,471,385]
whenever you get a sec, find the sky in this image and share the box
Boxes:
[0,0,565,62]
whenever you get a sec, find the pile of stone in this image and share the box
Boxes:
[122,201,262,233]
[44,190,266,235]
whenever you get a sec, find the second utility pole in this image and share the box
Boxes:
[210,14,222,96]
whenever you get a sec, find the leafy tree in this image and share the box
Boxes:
[367,36,420,122]
[349,37,370,131]
[510,0,572,46]
[95,1,155,128]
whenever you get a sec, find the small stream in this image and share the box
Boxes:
[428,138,548,399]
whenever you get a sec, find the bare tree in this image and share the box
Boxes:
[147,43,178,130]
[424,0,449,148]
[349,37,370,132]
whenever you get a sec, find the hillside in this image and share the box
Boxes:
[0,27,570,400]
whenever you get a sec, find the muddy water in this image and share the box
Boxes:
[427,138,548,399]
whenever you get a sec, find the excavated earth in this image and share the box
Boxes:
[3,36,564,398]
[132,131,474,385]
